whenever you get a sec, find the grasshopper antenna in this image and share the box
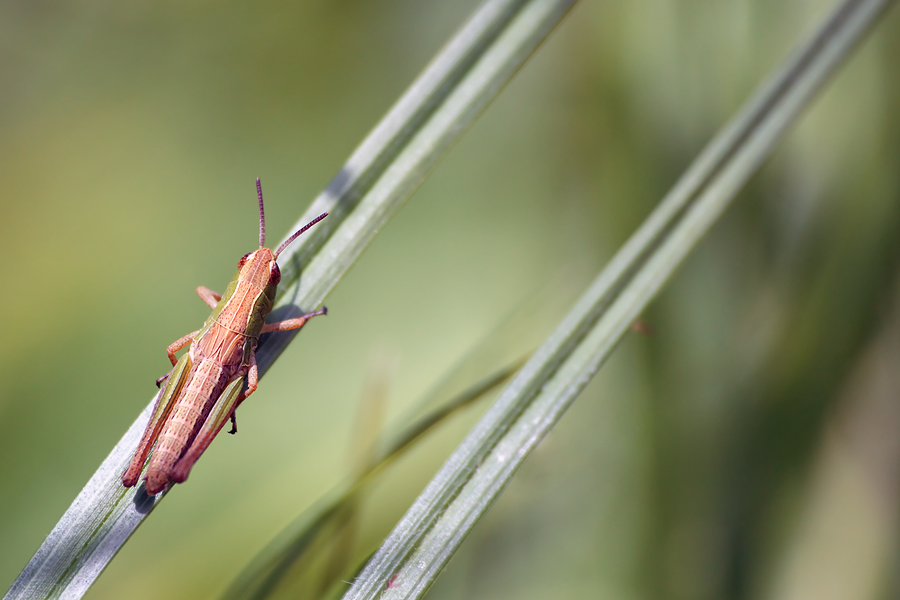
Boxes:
[274,212,328,259]
[256,178,266,248]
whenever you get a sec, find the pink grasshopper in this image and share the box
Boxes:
[123,179,327,494]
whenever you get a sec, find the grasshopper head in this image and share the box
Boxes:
[237,178,327,292]
[237,247,281,288]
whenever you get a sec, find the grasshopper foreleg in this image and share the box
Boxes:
[196,286,222,309]
[261,307,327,334]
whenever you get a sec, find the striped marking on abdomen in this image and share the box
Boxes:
[145,359,230,491]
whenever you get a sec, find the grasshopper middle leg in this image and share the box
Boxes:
[166,330,199,366]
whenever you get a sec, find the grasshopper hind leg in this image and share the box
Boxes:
[122,353,192,489]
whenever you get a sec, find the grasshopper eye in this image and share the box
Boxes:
[269,262,281,285]
[237,252,253,268]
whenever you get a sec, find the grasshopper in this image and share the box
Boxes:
[123,179,328,495]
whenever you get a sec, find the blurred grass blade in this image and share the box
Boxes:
[341,0,896,598]
[311,352,392,600]
[237,354,393,600]
[4,1,577,599]
[225,275,565,599]
[222,355,525,600]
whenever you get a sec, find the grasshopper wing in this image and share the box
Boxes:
[122,352,192,488]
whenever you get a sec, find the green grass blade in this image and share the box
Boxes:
[339,0,896,598]
[255,0,577,368]
[225,269,568,600]
[221,356,522,600]
[3,1,576,599]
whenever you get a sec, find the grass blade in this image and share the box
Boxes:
[340,0,896,598]
[221,356,524,600]
[3,1,576,599]
[225,258,571,600]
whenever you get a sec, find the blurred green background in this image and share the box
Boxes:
[2,1,900,599]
